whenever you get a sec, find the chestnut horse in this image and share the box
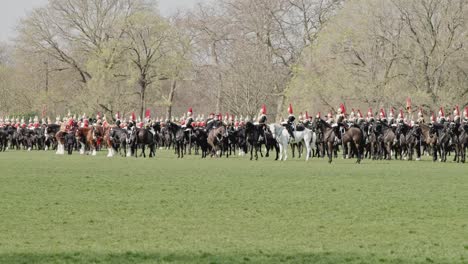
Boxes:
[75,126,104,156]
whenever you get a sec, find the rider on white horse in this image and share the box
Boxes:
[282,104,295,142]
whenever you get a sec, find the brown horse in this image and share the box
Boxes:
[55,123,69,155]
[207,126,227,158]
[342,126,364,163]
[420,123,438,161]
[75,126,104,156]
[315,119,338,163]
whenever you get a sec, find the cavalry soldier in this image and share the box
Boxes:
[302,112,311,126]
[356,110,365,125]
[367,108,374,122]
[437,107,446,124]
[284,104,295,141]
[127,112,136,131]
[183,107,194,142]
[96,112,103,126]
[463,106,468,123]
[336,103,346,124]
[388,108,396,126]
[326,112,334,125]
[205,112,218,132]
[257,104,268,143]
[115,112,121,127]
[348,109,356,124]
[417,108,425,124]
[453,105,461,124]
[102,115,109,129]
[397,109,405,124]
[298,112,304,125]
[378,108,387,123]
[430,112,436,124]
[33,116,41,128]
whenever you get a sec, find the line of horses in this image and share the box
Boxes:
[1,118,467,163]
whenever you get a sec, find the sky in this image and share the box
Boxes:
[0,0,204,42]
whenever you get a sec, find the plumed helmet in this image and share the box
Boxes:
[261,104,267,115]
[288,104,293,116]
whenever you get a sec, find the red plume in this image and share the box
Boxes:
[288,104,293,115]
[399,109,404,119]
[131,112,136,121]
[340,103,346,115]
[455,105,460,116]
[261,104,267,115]
[380,108,386,118]
[439,107,445,117]
[305,111,310,119]
[145,109,151,119]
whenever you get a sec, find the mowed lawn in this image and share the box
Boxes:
[0,150,467,264]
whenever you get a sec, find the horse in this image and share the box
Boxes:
[165,122,185,158]
[75,125,104,156]
[395,122,421,161]
[44,124,61,151]
[0,127,8,151]
[105,126,128,157]
[430,123,450,162]
[341,124,364,163]
[420,123,438,162]
[207,126,227,158]
[194,128,209,158]
[269,123,314,161]
[447,122,467,163]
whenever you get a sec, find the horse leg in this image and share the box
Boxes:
[327,142,333,163]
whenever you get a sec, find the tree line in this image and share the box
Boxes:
[0,0,466,120]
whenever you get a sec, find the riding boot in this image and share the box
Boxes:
[288,129,295,143]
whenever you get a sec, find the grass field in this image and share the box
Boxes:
[0,150,467,264]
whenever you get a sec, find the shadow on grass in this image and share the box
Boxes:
[0,251,452,264]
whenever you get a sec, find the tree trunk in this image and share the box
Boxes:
[211,42,222,113]
[166,79,177,119]
[139,79,147,119]
[275,93,285,122]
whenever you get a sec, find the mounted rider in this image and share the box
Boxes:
[127,112,136,131]
[257,104,268,143]
[182,107,194,142]
[378,108,387,124]
[115,112,121,128]
[416,108,425,124]
[464,106,468,124]
[354,109,364,125]
[453,105,461,125]
[348,109,356,124]
[336,103,346,125]
[283,104,295,142]
[388,108,396,126]
[367,108,374,123]
[397,109,405,124]
[437,107,446,124]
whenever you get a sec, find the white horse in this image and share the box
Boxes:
[269,124,316,161]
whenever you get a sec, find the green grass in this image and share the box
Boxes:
[0,150,467,264]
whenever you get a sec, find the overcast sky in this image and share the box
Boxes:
[0,0,204,41]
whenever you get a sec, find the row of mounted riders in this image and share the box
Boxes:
[1,117,467,163]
